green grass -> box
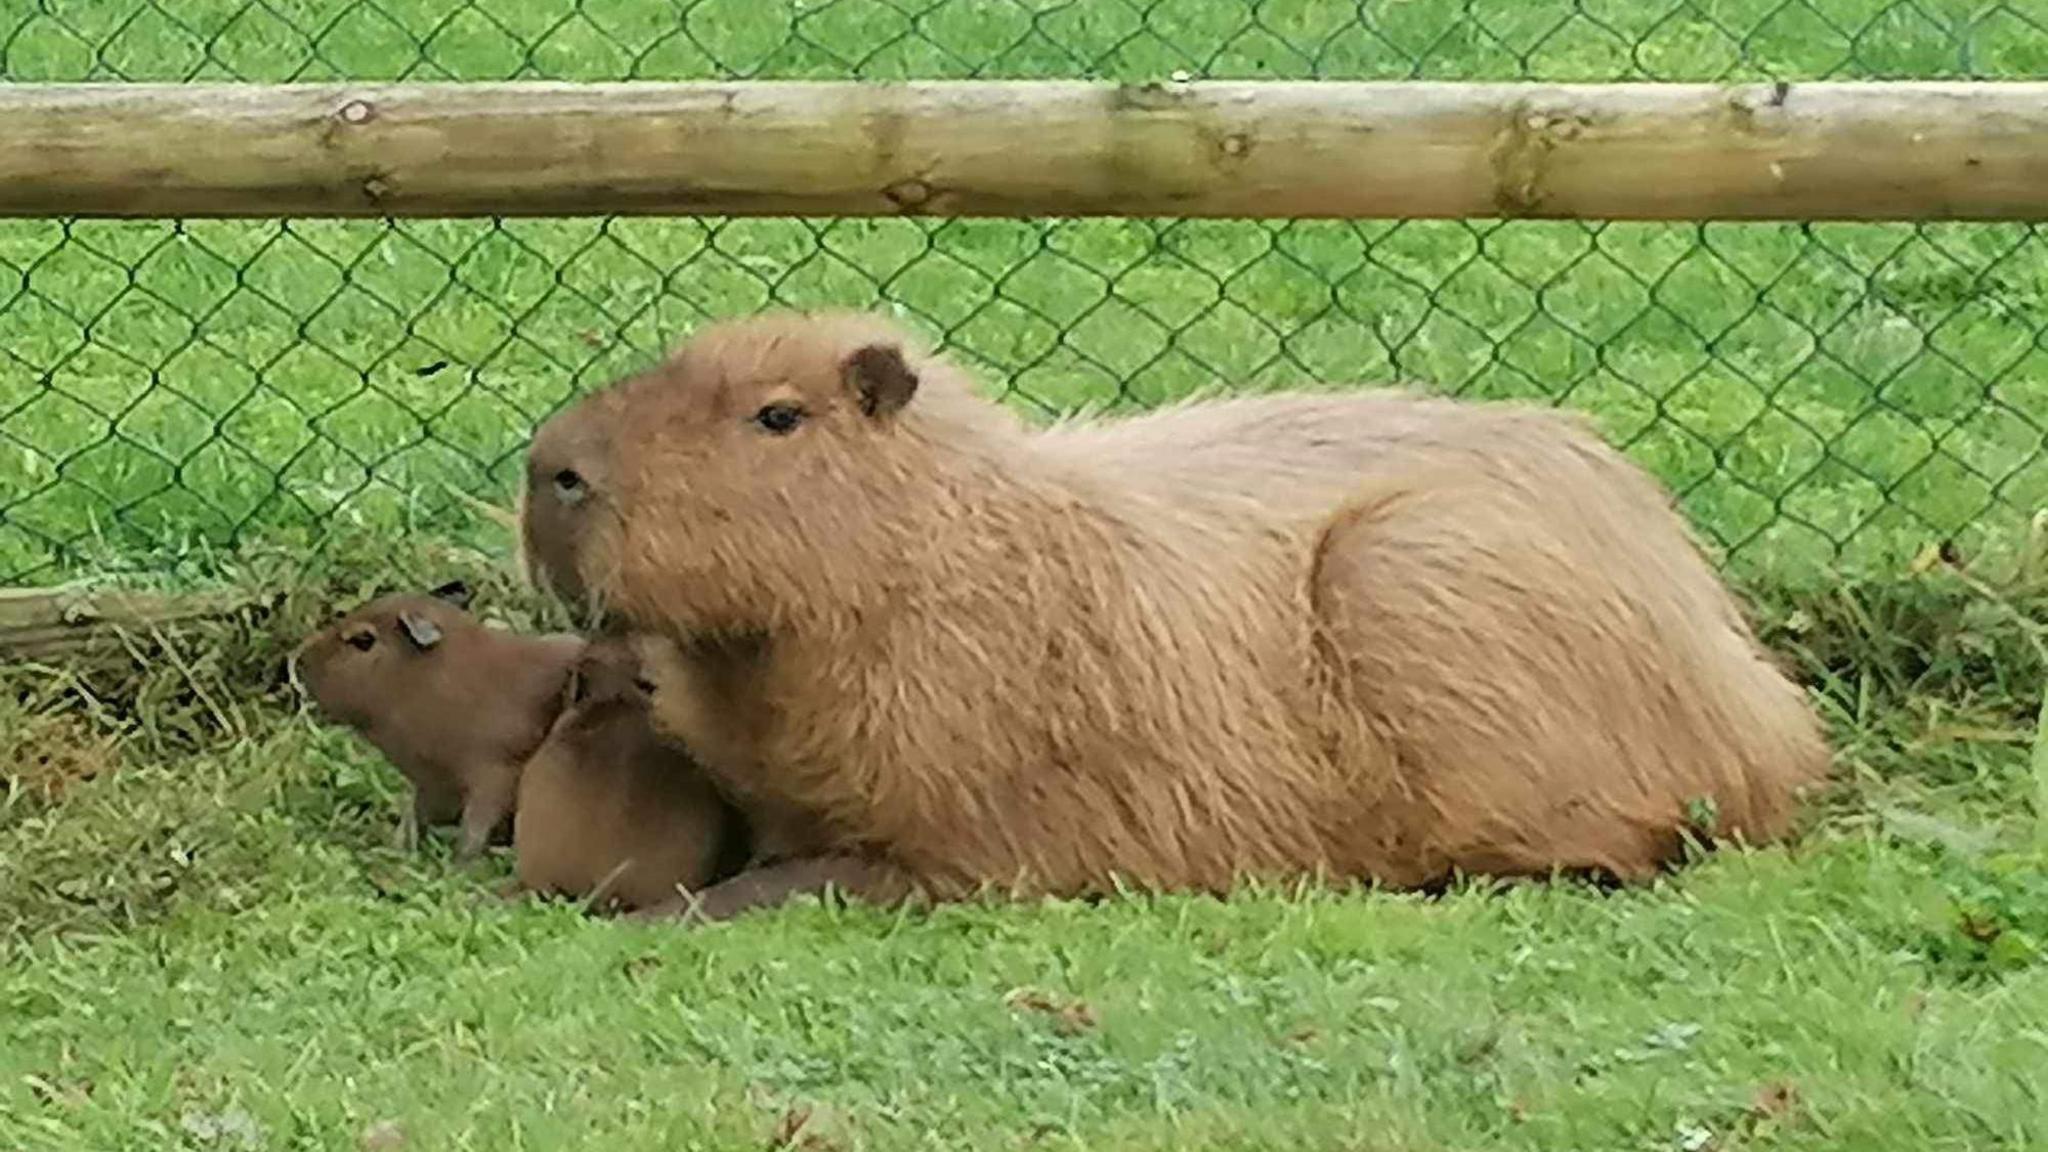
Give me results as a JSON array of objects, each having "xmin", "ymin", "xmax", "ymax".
[
  {"xmin": 1, "ymin": 543, "xmax": 2045, "ymax": 1149},
  {"xmin": 3, "ymin": 1, "xmax": 2047, "ymax": 1147}
]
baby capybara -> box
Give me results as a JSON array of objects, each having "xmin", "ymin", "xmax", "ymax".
[
  {"xmin": 520, "ymin": 309, "xmax": 1831, "ymax": 921},
  {"xmin": 513, "ymin": 635, "xmax": 750, "ymax": 912},
  {"xmin": 293, "ymin": 582, "xmax": 581, "ymax": 857}
]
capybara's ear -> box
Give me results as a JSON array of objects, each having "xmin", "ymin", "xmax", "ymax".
[
  {"xmin": 429, "ymin": 580, "xmax": 473, "ymax": 609},
  {"xmin": 397, "ymin": 610, "xmax": 444, "ymax": 651},
  {"xmin": 843, "ymin": 343, "xmax": 919, "ymax": 419}
]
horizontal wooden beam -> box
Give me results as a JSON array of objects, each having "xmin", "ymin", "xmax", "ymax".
[
  {"xmin": 1, "ymin": 81, "xmax": 2045, "ymax": 221},
  {"xmin": 0, "ymin": 585, "xmax": 266, "ymax": 662}
]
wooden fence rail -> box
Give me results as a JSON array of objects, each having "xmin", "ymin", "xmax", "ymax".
[{"xmin": 2, "ymin": 80, "xmax": 2045, "ymax": 221}]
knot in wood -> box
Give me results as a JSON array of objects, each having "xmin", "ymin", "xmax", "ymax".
[{"xmin": 884, "ymin": 178, "xmax": 933, "ymax": 211}]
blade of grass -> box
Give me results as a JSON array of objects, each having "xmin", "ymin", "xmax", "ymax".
[{"xmin": 2033, "ymin": 679, "xmax": 2048, "ymax": 848}]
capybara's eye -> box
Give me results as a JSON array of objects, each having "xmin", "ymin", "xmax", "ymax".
[
  {"xmin": 753, "ymin": 403, "xmax": 805, "ymax": 435},
  {"xmin": 552, "ymin": 469, "xmax": 586, "ymax": 504},
  {"xmin": 632, "ymin": 676, "xmax": 656, "ymax": 696},
  {"xmin": 345, "ymin": 628, "xmax": 377, "ymax": 652}
]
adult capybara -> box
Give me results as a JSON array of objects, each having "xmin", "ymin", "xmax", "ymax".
[
  {"xmin": 513, "ymin": 635, "xmax": 751, "ymax": 912},
  {"xmin": 293, "ymin": 581, "xmax": 582, "ymax": 857},
  {"xmin": 520, "ymin": 309, "xmax": 1832, "ymax": 921}
]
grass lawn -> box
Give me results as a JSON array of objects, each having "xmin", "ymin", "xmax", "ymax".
[
  {"xmin": 2, "ymin": 0, "xmax": 2046, "ymax": 1148},
  {"xmin": 1, "ymin": 555, "xmax": 2044, "ymax": 1149}
]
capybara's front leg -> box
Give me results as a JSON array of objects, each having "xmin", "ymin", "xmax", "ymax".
[
  {"xmin": 394, "ymin": 800, "xmax": 421, "ymax": 854},
  {"xmin": 455, "ymin": 766, "xmax": 519, "ymax": 860},
  {"xmin": 400, "ymin": 780, "xmax": 461, "ymax": 852},
  {"xmin": 630, "ymin": 854, "xmax": 922, "ymax": 924}
]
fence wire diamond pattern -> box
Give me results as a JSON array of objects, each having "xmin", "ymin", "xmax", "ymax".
[{"xmin": 2, "ymin": 0, "xmax": 2043, "ymax": 583}]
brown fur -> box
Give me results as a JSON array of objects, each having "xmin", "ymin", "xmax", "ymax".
[
  {"xmin": 521, "ymin": 309, "xmax": 1833, "ymax": 919},
  {"xmin": 513, "ymin": 635, "xmax": 751, "ymax": 911},
  {"xmin": 292, "ymin": 582, "xmax": 582, "ymax": 856}
]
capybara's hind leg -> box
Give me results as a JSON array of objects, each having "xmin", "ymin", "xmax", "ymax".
[{"xmin": 1308, "ymin": 481, "xmax": 1698, "ymax": 884}]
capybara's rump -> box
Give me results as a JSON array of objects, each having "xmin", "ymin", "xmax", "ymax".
[{"xmin": 1308, "ymin": 456, "xmax": 1830, "ymax": 884}]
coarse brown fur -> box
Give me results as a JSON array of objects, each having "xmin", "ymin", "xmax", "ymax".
[
  {"xmin": 521, "ymin": 309, "xmax": 1833, "ymax": 919},
  {"xmin": 292, "ymin": 582, "xmax": 583, "ymax": 857},
  {"xmin": 513, "ymin": 635, "xmax": 752, "ymax": 911}
]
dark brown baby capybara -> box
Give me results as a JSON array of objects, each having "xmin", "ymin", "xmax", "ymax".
[
  {"xmin": 292, "ymin": 581, "xmax": 582, "ymax": 857},
  {"xmin": 520, "ymin": 309, "xmax": 1832, "ymax": 921},
  {"xmin": 513, "ymin": 635, "xmax": 750, "ymax": 912}
]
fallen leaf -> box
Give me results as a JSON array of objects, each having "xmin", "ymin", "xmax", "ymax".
[
  {"xmin": 767, "ymin": 1104, "xmax": 814, "ymax": 1149},
  {"xmin": 1750, "ymin": 1080, "xmax": 1799, "ymax": 1121},
  {"xmin": 360, "ymin": 1119, "xmax": 405, "ymax": 1151},
  {"xmin": 765, "ymin": 1102, "xmax": 844, "ymax": 1152},
  {"xmin": 1005, "ymin": 987, "xmax": 1096, "ymax": 1035},
  {"xmin": 1958, "ymin": 911, "xmax": 2004, "ymax": 943}
]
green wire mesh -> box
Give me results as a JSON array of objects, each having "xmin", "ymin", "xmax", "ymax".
[{"xmin": 2, "ymin": 0, "xmax": 2043, "ymax": 584}]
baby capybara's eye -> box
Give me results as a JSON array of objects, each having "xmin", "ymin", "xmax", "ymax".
[
  {"xmin": 345, "ymin": 629, "xmax": 377, "ymax": 652},
  {"xmin": 552, "ymin": 469, "xmax": 586, "ymax": 504},
  {"xmin": 753, "ymin": 404, "xmax": 805, "ymax": 435}
]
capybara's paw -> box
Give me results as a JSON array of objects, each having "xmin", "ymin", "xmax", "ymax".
[{"xmin": 627, "ymin": 634, "xmax": 720, "ymax": 749}]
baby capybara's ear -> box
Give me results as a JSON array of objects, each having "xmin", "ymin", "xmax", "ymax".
[
  {"xmin": 843, "ymin": 343, "xmax": 919, "ymax": 419},
  {"xmin": 429, "ymin": 580, "xmax": 473, "ymax": 609},
  {"xmin": 396, "ymin": 610, "xmax": 444, "ymax": 651}
]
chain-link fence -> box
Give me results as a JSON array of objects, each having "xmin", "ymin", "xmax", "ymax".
[{"xmin": 2, "ymin": 0, "xmax": 2043, "ymax": 585}]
